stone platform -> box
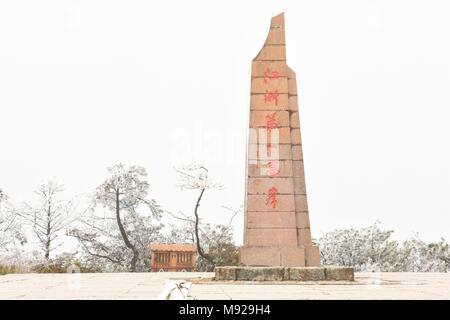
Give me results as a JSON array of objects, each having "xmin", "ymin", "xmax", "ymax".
[
  {"xmin": 1, "ymin": 272, "xmax": 449, "ymax": 299},
  {"xmin": 214, "ymin": 266, "xmax": 354, "ymax": 281}
]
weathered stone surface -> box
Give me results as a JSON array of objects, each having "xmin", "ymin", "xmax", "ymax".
[
  {"xmin": 236, "ymin": 267, "xmax": 286, "ymax": 281},
  {"xmin": 214, "ymin": 267, "xmax": 236, "ymax": 281},
  {"xmin": 252, "ymin": 61, "xmax": 287, "ymax": 77},
  {"xmin": 249, "ymin": 110, "xmax": 289, "ymax": 127},
  {"xmin": 291, "ymin": 145, "xmax": 303, "ymax": 160},
  {"xmin": 294, "ymin": 177, "xmax": 306, "ymax": 195},
  {"xmin": 288, "ymin": 96, "xmax": 298, "ymax": 111},
  {"xmin": 240, "ymin": 247, "xmax": 281, "ymax": 266},
  {"xmin": 245, "ymin": 228, "xmax": 298, "ymax": 246},
  {"xmin": 289, "ymin": 267, "xmax": 325, "ymax": 281},
  {"xmin": 247, "ymin": 177, "xmax": 294, "ymax": 195},
  {"xmin": 247, "ymin": 211, "xmax": 296, "ymax": 228},
  {"xmin": 291, "ymin": 128, "xmax": 302, "ymax": 145},
  {"xmin": 294, "ymin": 194, "xmax": 308, "ymax": 212},
  {"xmin": 240, "ymin": 247, "xmax": 306, "ymax": 268},
  {"xmin": 248, "ymin": 127, "xmax": 290, "ymax": 145},
  {"xmin": 248, "ymin": 161, "xmax": 293, "ymax": 178},
  {"xmin": 213, "ymin": 266, "xmax": 354, "ymax": 282},
  {"xmin": 293, "ymin": 161, "xmax": 305, "ymax": 178},
  {"xmin": 270, "ymin": 14, "xmax": 285, "ymax": 27},
  {"xmin": 325, "ymin": 267, "xmax": 355, "ymax": 281},
  {"xmin": 250, "ymin": 93, "xmax": 289, "ymax": 111},
  {"xmin": 280, "ymin": 246, "xmax": 305, "ymax": 267},
  {"xmin": 295, "ymin": 211, "xmax": 310, "ymax": 229},
  {"xmin": 248, "ymin": 144, "xmax": 292, "ymax": 160},
  {"xmin": 305, "ymin": 245, "xmax": 321, "ymax": 267},
  {"xmin": 288, "ymin": 78, "xmax": 297, "ymax": 94},
  {"xmin": 265, "ymin": 28, "xmax": 286, "ymax": 45},
  {"xmin": 251, "ymin": 77, "xmax": 288, "ymax": 94},
  {"xmin": 297, "ymin": 227, "xmax": 312, "ymax": 245},
  {"xmin": 290, "ymin": 112, "xmax": 300, "ymax": 128},
  {"xmin": 254, "ymin": 45, "xmax": 286, "ymax": 61},
  {"xmin": 247, "ymin": 194, "xmax": 296, "ymax": 212}
]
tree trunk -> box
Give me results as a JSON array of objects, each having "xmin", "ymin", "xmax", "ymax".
[
  {"xmin": 193, "ymin": 188, "xmax": 213, "ymax": 264},
  {"xmin": 45, "ymin": 202, "xmax": 51, "ymax": 260},
  {"xmin": 115, "ymin": 190, "xmax": 139, "ymax": 272}
]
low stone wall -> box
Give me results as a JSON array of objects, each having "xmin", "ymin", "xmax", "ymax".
[{"xmin": 214, "ymin": 266, "xmax": 354, "ymax": 281}]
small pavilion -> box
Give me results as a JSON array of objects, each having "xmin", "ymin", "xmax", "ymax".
[{"xmin": 150, "ymin": 243, "xmax": 197, "ymax": 272}]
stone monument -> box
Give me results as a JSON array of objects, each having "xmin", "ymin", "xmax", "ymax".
[
  {"xmin": 215, "ymin": 13, "xmax": 354, "ymax": 281},
  {"xmin": 240, "ymin": 12, "xmax": 320, "ymax": 268}
]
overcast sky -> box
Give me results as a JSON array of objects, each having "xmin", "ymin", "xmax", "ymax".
[{"xmin": 1, "ymin": 0, "xmax": 449, "ymax": 249}]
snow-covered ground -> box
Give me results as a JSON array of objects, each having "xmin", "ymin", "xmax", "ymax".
[{"xmin": 0, "ymin": 272, "xmax": 449, "ymax": 300}]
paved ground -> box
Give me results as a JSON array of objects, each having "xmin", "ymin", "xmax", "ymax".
[{"xmin": 0, "ymin": 272, "xmax": 449, "ymax": 299}]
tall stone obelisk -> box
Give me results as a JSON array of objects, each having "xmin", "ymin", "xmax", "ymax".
[{"xmin": 240, "ymin": 13, "xmax": 320, "ymax": 267}]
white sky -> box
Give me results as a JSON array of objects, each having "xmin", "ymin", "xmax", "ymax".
[{"xmin": 1, "ymin": 0, "xmax": 449, "ymax": 249}]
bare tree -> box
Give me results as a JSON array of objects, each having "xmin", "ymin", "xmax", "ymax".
[
  {"xmin": 17, "ymin": 179, "xmax": 75, "ymax": 260},
  {"xmin": 175, "ymin": 164, "xmax": 220, "ymax": 264},
  {"xmin": 70, "ymin": 163, "xmax": 162, "ymax": 272},
  {"xmin": 174, "ymin": 164, "xmax": 240, "ymax": 270}
]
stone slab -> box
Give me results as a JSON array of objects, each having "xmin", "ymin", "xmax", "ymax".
[
  {"xmin": 291, "ymin": 128, "xmax": 302, "ymax": 145},
  {"xmin": 325, "ymin": 266, "xmax": 355, "ymax": 281},
  {"xmin": 245, "ymin": 228, "xmax": 298, "ymax": 246},
  {"xmin": 247, "ymin": 177, "xmax": 294, "ymax": 195},
  {"xmin": 254, "ymin": 45, "xmax": 286, "ymax": 61},
  {"xmin": 294, "ymin": 194, "xmax": 309, "ymax": 212},
  {"xmin": 248, "ymin": 144, "xmax": 292, "ymax": 160},
  {"xmin": 251, "ymin": 77, "xmax": 288, "ymax": 94},
  {"xmin": 295, "ymin": 211, "xmax": 310, "ymax": 229},
  {"xmin": 249, "ymin": 110, "xmax": 290, "ymax": 127},
  {"xmin": 288, "ymin": 267, "xmax": 325, "ymax": 281},
  {"xmin": 251, "ymin": 93, "xmax": 289, "ymax": 110},
  {"xmin": 214, "ymin": 266, "xmax": 354, "ymax": 282},
  {"xmin": 251, "ymin": 61, "xmax": 287, "ymax": 77},
  {"xmin": 288, "ymin": 96, "xmax": 298, "ymax": 111},
  {"xmin": 290, "ymin": 112, "xmax": 299, "ymax": 128},
  {"xmin": 248, "ymin": 161, "xmax": 293, "ymax": 177},
  {"xmin": 292, "ymin": 145, "xmax": 303, "ymax": 160},
  {"xmin": 247, "ymin": 194, "xmax": 296, "ymax": 212},
  {"xmin": 305, "ymin": 245, "xmax": 321, "ymax": 267},
  {"xmin": 293, "ymin": 177, "xmax": 306, "ymax": 195},
  {"xmin": 289, "ymin": 78, "xmax": 297, "ymax": 94},
  {"xmin": 239, "ymin": 246, "xmax": 305, "ymax": 267},
  {"xmin": 236, "ymin": 267, "xmax": 286, "ymax": 281},
  {"xmin": 265, "ymin": 28, "xmax": 286, "ymax": 45},
  {"xmin": 247, "ymin": 211, "xmax": 296, "ymax": 228}
]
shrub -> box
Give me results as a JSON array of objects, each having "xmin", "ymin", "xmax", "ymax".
[{"xmin": 0, "ymin": 265, "xmax": 16, "ymax": 275}]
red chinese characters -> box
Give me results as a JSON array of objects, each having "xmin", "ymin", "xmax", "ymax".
[
  {"xmin": 264, "ymin": 90, "xmax": 279, "ymax": 105},
  {"xmin": 266, "ymin": 186, "xmax": 278, "ymax": 208},
  {"xmin": 265, "ymin": 112, "xmax": 278, "ymax": 156},
  {"xmin": 263, "ymin": 68, "xmax": 280, "ymax": 84},
  {"xmin": 266, "ymin": 160, "xmax": 280, "ymax": 177},
  {"xmin": 265, "ymin": 112, "xmax": 278, "ymax": 131}
]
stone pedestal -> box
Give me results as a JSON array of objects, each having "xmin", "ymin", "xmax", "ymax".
[{"xmin": 214, "ymin": 266, "xmax": 354, "ymax": 282}]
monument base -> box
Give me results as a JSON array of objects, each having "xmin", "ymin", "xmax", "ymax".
[
  {"xmin": 214, "ymin": 266, "xmax": 354, "ymax": 282},
  {"xmin": 240, "ymin": 245, "xmax": 321, "ymax": 267}
]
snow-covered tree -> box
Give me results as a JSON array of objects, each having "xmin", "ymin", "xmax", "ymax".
[
  {"xmin": 17, "ymin": 179, "xmax": 75, "ymax": 260},
  {"xmin": 318, "ymin": 221, "xmax": 399, "ymax": 271},
  {"xmin": 317, "ymin": 222, "xmax": 450, "ymax": 272},
  {"xmin": 172, "ymin": 164, "xmax": 239, "ymax": 271},
  {"xmin": 70, "ymin": 164, "xmax": 163, "ymax": 272},
  {"xmin": 0, "ymin": 189, "xmax": 26, "ymax": 254},
  {"xmin": 175, "ymin": 164, "xmax": 221, "ymax": 265},
  {"xmin": 164, "ymin": 220, "xmax": 239, "ymax": 272}
]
